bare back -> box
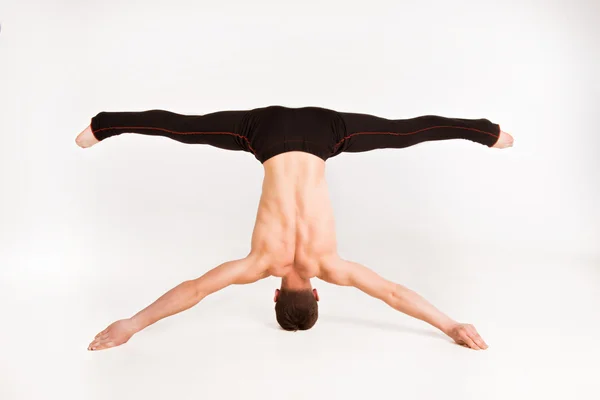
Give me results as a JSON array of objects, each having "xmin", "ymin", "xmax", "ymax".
[{"xmin": 250, "ymin": 151, "xmax": 337, "ymax": 278}]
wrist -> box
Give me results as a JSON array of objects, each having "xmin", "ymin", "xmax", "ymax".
[
  {"xmin": 129, "ymin": 315, "xmax": 145, "ymax": 333},
  {"xmin": 438, "ymin": 317, "xmax": 457, "ymax": 335}
]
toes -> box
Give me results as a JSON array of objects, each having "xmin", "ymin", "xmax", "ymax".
[
  {"xmin": 75, "ymin": 126, "xmax": 98, "ymax": 148},
  {"xmin": 493, "ymin": 130, "xmax": 514, "ymax": 149},
  {"xmin": 501, "ymin": 131, "xmax": 514, "ymax": 147}
]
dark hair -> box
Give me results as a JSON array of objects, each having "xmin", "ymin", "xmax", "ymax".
[{"xmin": 275, "ymin": 289, "xmax": 319, "ymax": 331}]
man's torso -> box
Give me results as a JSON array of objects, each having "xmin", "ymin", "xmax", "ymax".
[{"xmin": 250, "ymin": 151, "xmax": 337, "ymax": 279}]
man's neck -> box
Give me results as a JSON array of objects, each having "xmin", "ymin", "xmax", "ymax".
[{"xmin": 281, "ymin": 271, "xmax": 312, "ymax": 291}]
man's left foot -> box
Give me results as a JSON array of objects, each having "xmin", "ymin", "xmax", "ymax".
[
  {"xmin": 492, "ymin": 130, "xmax": 514, "ymax": 149},
  {"xmin": 75, "ymin": 125, "xmax": 100, "ymax": 148}
]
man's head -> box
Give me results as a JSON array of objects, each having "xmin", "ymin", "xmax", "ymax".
[{"xmin": 274, "ymin": 288, "xmax": 319, "ymax": 331}]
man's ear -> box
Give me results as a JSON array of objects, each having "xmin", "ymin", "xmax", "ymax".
[
  {"xmin": 274, "ymin": 289, "xmax": 280, "ymax": 302},
  {"xmin": 313, "ymin": 288, "xmax": 320, "ymax": 302}
]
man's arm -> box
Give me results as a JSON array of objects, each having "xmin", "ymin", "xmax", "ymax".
[
  {"xmin": 88, "ymin": 255, "xmax": 266, "ymax": 351},
  {"xmin": 319, "ymin": 255, "xmax": 488, "ymax": 350}
]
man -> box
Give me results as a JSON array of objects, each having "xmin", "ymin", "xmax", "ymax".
[{"xmin": 77, "ymin": 105, "xmax": 513, "ymax": 351}]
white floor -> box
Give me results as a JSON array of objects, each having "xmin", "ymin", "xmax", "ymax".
[{"xmin": 2, "ymin": 235, "xmax": 599, "ymax": 400}]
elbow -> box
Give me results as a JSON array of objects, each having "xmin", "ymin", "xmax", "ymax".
[
  {"xmin": 182, "ymin": 280, "xmax": 205, "ymax": 303},
  {"xmin": 384, "ymin": 283, "xmax": 406, "ymax": 306}
]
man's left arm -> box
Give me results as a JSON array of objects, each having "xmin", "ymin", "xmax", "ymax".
[{"xmin": 319, "ymin": 255, "xmax": 488, "ymax": 350}]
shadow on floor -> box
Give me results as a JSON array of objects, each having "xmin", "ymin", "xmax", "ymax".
[
  {"xmin": 324, "ymin": 314, "xmax": 447, "ymax": 341},
  {"xmin": 265, "ymin": 314, "xmax": 450, "ymax": 342}
]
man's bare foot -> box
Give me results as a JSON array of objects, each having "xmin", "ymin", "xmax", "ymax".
[
  {"xmin": 445, "ymin": 322, "xmax": 488, "ymax": 350},
  {"xmin": 88, "ymin": 319, "xmax": 137, "ymax": 351},
  {"xmin": 492, "ymin": 129, "xmax": 514, "ymax": 149},
  {"xmin": 75, "ymin": 125, "xmax": 99, "ymax": 148}
]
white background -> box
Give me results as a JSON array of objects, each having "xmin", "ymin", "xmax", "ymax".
[{"xmin": 1, "ymin": 0, "xmax": 599, "ymax": 399}]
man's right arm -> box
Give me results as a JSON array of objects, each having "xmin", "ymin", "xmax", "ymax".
[
  {"xmin": 131, "ymin": 257, "xmax": 264, "ymax": 330},
  {"xmin": 88, "ymin": 255, "xmax": 267, "ymax": 351}
]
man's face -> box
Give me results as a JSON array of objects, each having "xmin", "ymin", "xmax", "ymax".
[{"xmin": 274, "ymin": 288, "xmax": 320, "ymax": 302}]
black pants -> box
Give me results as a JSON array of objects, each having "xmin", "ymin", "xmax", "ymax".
[{"xmin": 90, "ymin": 105, "xmax": 501, "ymax": 163}]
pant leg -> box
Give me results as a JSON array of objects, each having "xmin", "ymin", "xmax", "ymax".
[
  {"xmin": 334, "ymin": 112, "xmax": 501, "ymax": 154},
  {"xmin": 90, "ymin": 109, "xmax": 253, "ymax": 153}
]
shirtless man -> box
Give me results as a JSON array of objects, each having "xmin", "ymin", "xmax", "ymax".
[{"xmin": 77, "ymin": 106, "xmax": 513, "ymax": 351}]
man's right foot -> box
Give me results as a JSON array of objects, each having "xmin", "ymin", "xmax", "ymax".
[
  {"xmin": 75, "ymin": 125, "xmax": 100, "ymax": 148},
  {"xmin": 492, "ymin": 130, "xmax": 514, "ymax": 149}
]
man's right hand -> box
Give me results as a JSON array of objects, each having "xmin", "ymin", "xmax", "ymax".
[
  {"xmin": 87, "ymin": 254, "xmax": 269, "ymax": 352},
  {"xmin": 88, "ymin": 319, "xmax": 138, "ymax": 351}
]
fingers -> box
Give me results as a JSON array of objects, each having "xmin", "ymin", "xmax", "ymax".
[
  {"xmin": 94, "ymin": 329, "xmax": 109, "ymax": 339},
  {"xmin": 88, "ymin": 332, "xmax": 117, "ymax": 351},
  {"xmin": 88, "ymin": 341, "xmax": 116, "ymax": 351},
  {"xmin": 456, "ymin": 324, "xmax": 489, "ymax": 350},
  {"xmin": 96, "ymin": 341, "xmax": 115, "ymax": 350},
  {"xmin": 90, "ymin": 329, "xmax": 107, "ymax": 349},
  {"xmin": 460, "ymin": 332, "xmax": 481, "ymax": 350},
  {"xmin": 468, "ymin": 326, "xmax": 488, "ymax": 350},
  {"xmin": 88, "ymin": 337, "xmax": 116, "ymax": 351},
  {"xmin": 88, "ymin": 338, "xmax": 101, "ymax": 350},
  {"xmin": 472, "ymin": 336, "xmax": 487, "ymax": 350}
]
